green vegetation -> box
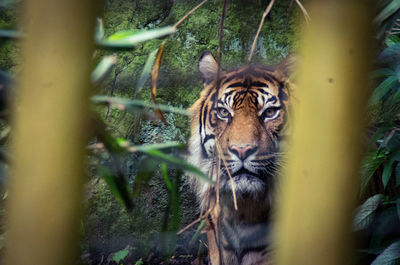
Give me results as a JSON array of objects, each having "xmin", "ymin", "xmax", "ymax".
[{"xmin": 4, "ymin": 0, "xmax": 400, "ymax": 264}]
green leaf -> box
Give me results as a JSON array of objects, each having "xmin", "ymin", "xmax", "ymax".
[
  {"xmin": 189, "ymin": 219, "xmax": 206, "ymax": 245},
  {"xmin": 375, "ymin": 0, "xmax": 400, "ymax": 25},
  {"xmin": 96, "ymin": 26, "xmax": 176, "ymax": 48},
  {"xmin": 97, "ymin": 165, "xmax": 133, "ymax": 209},
  {"xmin": 91, "ymin": 55, "xmax": 117, "ymax": 85},
  {"xmin": 387, "ymin": 132, "xmax": 400, "ymax": 152},
  {"xmin": 353, "ymin": 194, "xmax": 385, "ymax": 231},
  {"xmin": 371, "ymin": 240, "xmax": 400, "ymax": 265},
  {"xmin": 383, "ymin": 158, "xmax": 395, "ymax": 189},
  {"xmin": 141, "ymin": 149, "xmax": 213, "ymax": 184},
  {"xmin": 136, "ymin": 49, "xmax": 158, "ymax": 95},
  {"xmin": 378, "ymin": 43, "xmax": 400, "ymax": 64},
  {"xmin": 95, "ymin": 18, "xmax": 104, "ymax": 41},
  {"xmin": 370, "ymin": 68, "xmax": 395, "ymax": 79},
  {"xmin": 0, "ymin": 29, "xmax": 23, "ymax": 39},
  {"xmin": 395, "ymin": 62, "xmax": 400, "ymax": 82},
  {"xmin": 161, "ymin": 163, "xmax": 172, "ymax": 191},
  {"xmin": 112, "ymin": 249, "xmax": 130, "ymax": 263},
  {"xmin": 396, "ymin": 198, "xmax": 400, "ymax": 221},
  {"xmin": 91, "ymin": 95, "xmax": 189, "ymax": 116},
  {"xmin": 132, "ymin": 142, "xmax": 186, "ymax": 152},
  {"xmin": 369, "ymin": 75, "xmax": 398, "ymax": 105},
  {"xmin": 360, "ymin": 150, "xmax": 386, "ymax": 195},
  {"xmin": 386, "ymin": 35, "xmax": 400, "ymax": 47},
  {"xmin": 396, "ymin": 163, "xmax": 400, "ymax": 187}
]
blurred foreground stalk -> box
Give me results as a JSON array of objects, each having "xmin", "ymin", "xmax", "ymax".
[
  {"xmin": 4, "ymin": 1, "xmax": 95, "ymax": 265},
  {"xmin": 274, "ymin": 1, "xmax": 372, "ymax": 265}
]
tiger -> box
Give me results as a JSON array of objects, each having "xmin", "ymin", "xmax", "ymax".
[{"xmin": 187, "ymin": 51, "xmax": 295, "ymax": 265}]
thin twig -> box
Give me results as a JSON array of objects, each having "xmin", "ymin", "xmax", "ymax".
[
  {"xmin": 177, "ymin": 207, "xmax": 213, "ymax": 235},
  {"xmin": 248, "ymin": 0, "xmax": 275, "ymax": 63},
  {"xmin": 174, "ymin": 0, "xmax": 209, "ymax": 29},
  {"xmin": 295, "ymin": 0, "xmax": 310, "ymax": 24},
  {"xmin": 215, "ymin": 139, "xmax": 238, "ymax": 210}
]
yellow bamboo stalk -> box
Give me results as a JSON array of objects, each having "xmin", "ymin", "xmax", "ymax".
[
  {"xmin": 4, "ymin": 1, "xmax": 95, "ymax": 265},
  {"xmin": 273, "ymin": 1, "xmax": 372, "ymax": 265}
]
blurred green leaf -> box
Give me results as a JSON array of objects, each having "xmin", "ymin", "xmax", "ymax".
[
  {"xmin": 378, "ymin": 43, "xmax": 400, "ymax": 64},
  {"xmin": 136, "ymin": 49, "xmax": 158, "ymax": 95},
  {"xmin": 386, "ymin": 35, "xmax": 400, "ymax": 47},
  {"xmin": 370, "ymin": 68, "xmax": 395, "ymax": 79},
  {"xmin": 0, "ymin": 29, "xmax": 23, "ymax": 39},
  {"xmin": 97, "ymin": 165, "xmax": 133, "ymax": 210},
  {"xmin": 91, "ymin": 55, "xmax": 117, "ymax": 85},
  {"xmin": 383, "ymin": 158, "xmax": 395, "ymax": 188},
  {"xmin": 96, "ymin": 26, "xmax": 176, "ymax": 48},
  {"xmin": 396, "ymin": 198, "xmax": 400, "ymax": 221},
  {"xmin": 375, "ymin": 0, "xmax": 400, "ymax": 25},
  {"xmin": 371, "ymin": 240, "xmax": 400, "ymax": 265},
  {"xmin": 161, "ymin": 163, "xmax": 172, "ymax": 191},
  {"xmin": 396, "ymin": 163, "xmax": 400, "ymax": 187},
  {"xmin": 370, "ymin": 207, "xmax": 398, "ymax": 248},
  {"xmin": 353, "ymin": 194, "xmax": 385, "ymax": 231},
  {"xmin": 91, "ymin": 95, "xmax": 189, "ymax": 116},
  {"xmin": 189, "ymin": 219, "xmax": 206, "ymax": 245},
  {"xmin": 387, "ymin": 132, "xmax": 400, "ymax": 152},
  {"xmin": 132, "ymin": 142, "xmax": 186, "ymax": 152},
  {"xmin": 369, "ymin": 75, "xmax": 398, "ymax": 105},
  {"xmin": 0, "ymin": 0, "xmax": 16, "ymax": 7},
  {"xmin": 140, "ymin": 148, "xmax": 213, "ymax": 184},
  {"xmin": 94, "ymin": 18, "xmax": 104, "ymax": 41},
  {"xmin": 361, "ymin": 150, "xmax": 386, "ymax": 195},
  {"xmin": 395, "ymin": 62, "xmax": 400, "ymax": 82},
  {"xmin": 112, "ymin": 249, "xmax": 130, "ymax": 263}
]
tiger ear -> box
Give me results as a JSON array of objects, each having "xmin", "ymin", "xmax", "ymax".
[
  {"xmin": 274, "ymin": 53, "xmax": 297, "ymax": 81},
  {"xmin": 199, "ymin": 51, "xmax": 218, "ymax": 84}
]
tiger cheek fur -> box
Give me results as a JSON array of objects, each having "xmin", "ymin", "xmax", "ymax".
[{"xmin": 187, "ymin": 51, "xmax": 295, "ymax": 265}]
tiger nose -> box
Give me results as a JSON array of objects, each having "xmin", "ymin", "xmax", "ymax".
[{"xmin": 228, "ymin": 144, "xmax": 258, "ymax": 160}]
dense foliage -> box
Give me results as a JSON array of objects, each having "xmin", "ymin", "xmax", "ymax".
[{"xmin": 0, "ymin": 0, "xmax": 399, "ymax": 264}]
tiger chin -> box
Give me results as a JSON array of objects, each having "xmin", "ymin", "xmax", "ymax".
[{"xmin": 187, "ymin": 51, "xmax": 295, "ymax": 265}]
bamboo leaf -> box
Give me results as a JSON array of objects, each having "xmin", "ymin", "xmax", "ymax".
[
  {"xmin": 375, "ymin": 0, "xmax": 400, "ymax": 25},
  {"xmin": 371, "ymin": 240, "xmax": 400, "ymax": 265},
  {"xmin": 189, "ymin": 219, "xmax": 206, "ymax": 245},
  {"xmin": 91, "ymin": 55, "xmax": 117, "ymax": 85},
  {"xmin": 161, "ymin": 163, "xmax": 172, "ymax": 191},
  {"xmin": 112, "ymin": 249, "xmax": 130, "ymax": 263},
  {"xmin": 94, "ymin": 18, "xmax": 104, "ymax": 41},
  {"xmin": 360, "ymin": 150, "xmax": 386, "ymax": 195},
  {"xmin": 91, "ymin": 95, "xmax": 189, "ymax": 116},
  {"xmin": 97, "ymin": 165, "xmax": 133, "ymax": 209},
  {"xmin": 369, "ymin": 75, "xmax": 398, "ymax": 105},
  {"xmin": 378, "ymin": 43, "xmax": 400, "ymax": 64},
  {"xmin": 383, "ymin": 158, "xmax": 395, "ymax": 189},
  {"xmin": 136, "ymin": 49, "xmax": 158, "ymax": 95},
  {"xmin": 396, "ymin": 163, "xmax": 400, "ymax": 187},
  {"xmin": 96, "ymin": 26, "xmax": 175, "ymax": 48},
  {"xmin": 131, "ymin": 142, "xmax": 186, "ymax": 152},
  {"xmin": 0, "ymin": 29, "xmax": 24, "ymax": 39},
  {"xmin": 151, "ymin": 41, "xmax": 168, "ymax": 125},
  {"xmin": 353, "ymin": 194, "xmax": 385, "ymax": 231},
  {"xmin": 369, "ymin": 68, "xmax": 395, "ymax": 79},
  {"xmin": 140, "ymin": 149, "xmax": 213, "ymax": 184}
]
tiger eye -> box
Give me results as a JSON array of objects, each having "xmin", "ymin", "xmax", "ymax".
[
  {"xmin": 217, "ymin": 107, "xmax": 230, "ymax": 119},
  {"xmin": 263, "ymin": 107, "xmax": 279, "ymax": 118}
]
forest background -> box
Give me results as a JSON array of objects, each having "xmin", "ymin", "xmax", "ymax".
[{"xmin": 0, "ymin": 0, "xmax": 399, "ymax": 264}]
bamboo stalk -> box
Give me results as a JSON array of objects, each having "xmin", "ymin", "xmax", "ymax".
[
  {"xmin": 4, "ymin": 1, "xmax": 95, "ymax": 265},
  {"xmin": 273, "ymin": 1, "xmax": 372, "ymax": 265}
]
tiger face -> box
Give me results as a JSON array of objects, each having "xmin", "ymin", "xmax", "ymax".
[{"xmin": 188, "ymin": 51, "xmax": 294, "ymax": 202}]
